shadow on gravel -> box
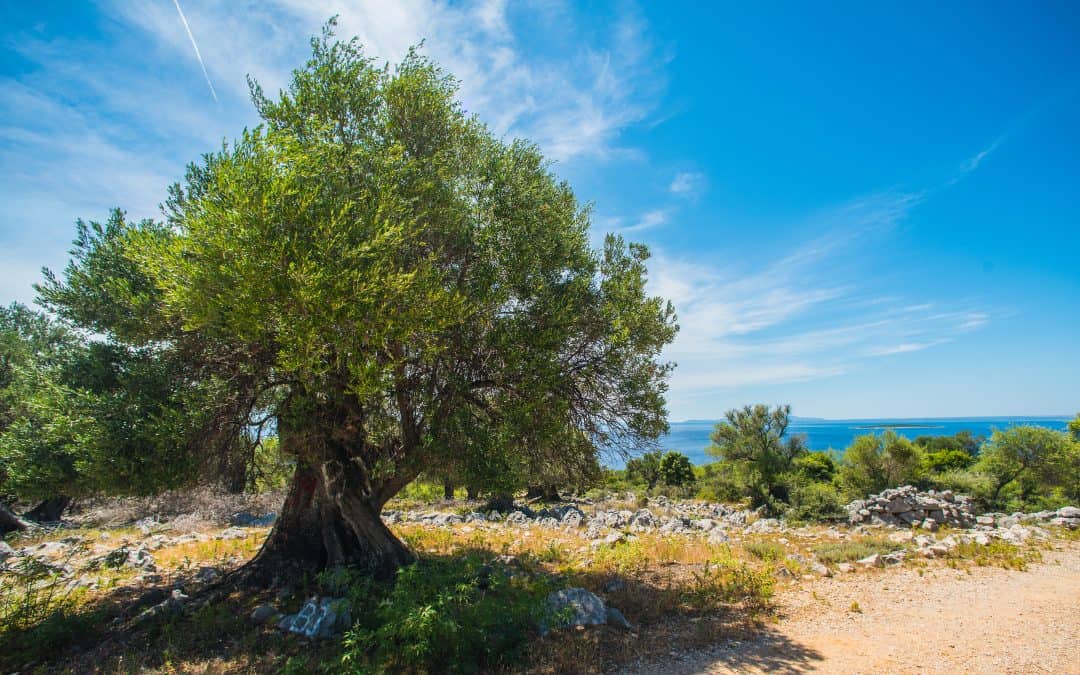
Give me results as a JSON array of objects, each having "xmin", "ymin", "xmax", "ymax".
[{"xmin": 697, "ymin": 625, "xmax": 823, "ymax": 674}]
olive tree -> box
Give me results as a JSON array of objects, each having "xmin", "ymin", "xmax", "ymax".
[{"xmin": 40, "ymin": 26, "xmax": 677, "ymax": 577}]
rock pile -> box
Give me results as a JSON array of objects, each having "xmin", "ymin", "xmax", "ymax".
[{"xmin": 846, "ymin": 486, "xmax": 976, "ymax": 529}]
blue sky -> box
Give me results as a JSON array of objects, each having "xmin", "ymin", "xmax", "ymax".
[{"xmin": 1, "ymin": 1, "xmax": 1078, "ymax": 420}]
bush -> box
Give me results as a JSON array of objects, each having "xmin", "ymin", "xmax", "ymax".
[
  {"xmin": 339, "ymin": 554, "xmax": 551, "ymax": 673},
  {"xmin": 743, "ymin": 540, "xmax": 785, "ymax": 562},
  {"xmin": 785, "ymin": 481, "xmax": 846, "ymax": 522},
  {"xmin": 793, "ymin": 452, "xmax": 837, "ymax": 482},
  {"xmin": 812, "ymin": 537, "xmax": 901, "ymax": 564},
  {"xmin": 693, "ymin": 462, "xmax": 746, "ymax": 503},
  {"xmin": 922, "ymin": 448, "xmax": 975, "ymax": 473},
  {"xmin": 658, "ymin": 451, "xmax": 695, "ymax": 487},
  {"xmin": 0, "ymin": 549, "xmax": 102, "ymax": 670},
  {"xmin": 837, "ymin": 431, "xmax": 924, "ymax": 499}
]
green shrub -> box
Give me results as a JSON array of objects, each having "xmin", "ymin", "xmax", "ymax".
[
  {"xmin": 0, "ymin": 551, "xmax": 102, "ymax": 670},
  {"xmin": 685, "ymin": 552, "xmax": 774, "ymax": 610},
  {"xmin": 658, "ymin": 451, "xmax": 695, "ymax": 487},
  {"xmin": 693, "ymin": 462, "xmax": 745, "ymax": 503},
  {"xmin": 339, "ymin": 554, "xmax": 551, "ymax": 673},
  {"xmin": 743, "ymin": 540, "xmax": 785, "ymax": 562},
  {"xmin": 921, "ymin": 448, "xmax": 975, "ymax": 473},
  {"xmin": 812, "ymin": 537, "xmax": 901, "ymax": 564},
  {"xmin": 785, "ymin": 481, "xmax": 846, "ymax": 522},
  {"xmin": 793, "ymin": 452, "xmax": 837, "ymax": 482}
]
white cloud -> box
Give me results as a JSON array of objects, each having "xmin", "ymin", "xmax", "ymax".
[
  {"xmin": 105, "ymin": 0, "xmax": 667, "ymax": 162},
  {"xmin": 619, "ymin": 209, "xmax": 671, "ymax": 234},
  {"xmin": 669, "ymin": 171, "xmax": 704, "ymax": 197},
  {"xmin": 0, "ymin": 1, "xmax": 670, "ymax": 310},
  {"xmin": 649, "ymin": 191, "xmax": 993, "ymax": 393}
]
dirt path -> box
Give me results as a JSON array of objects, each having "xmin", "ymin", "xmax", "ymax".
[{"xmin": 628, "ymin": 544, "xmax": 1080, "ymax": 674}]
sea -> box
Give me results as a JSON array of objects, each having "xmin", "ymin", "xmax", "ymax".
[{"xmin": 609, "ymin": 416, "xmax": 1073, "ymax": 468}]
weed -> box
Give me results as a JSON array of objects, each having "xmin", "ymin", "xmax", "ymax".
[
  {"xmin": 945, "ymin": 540, "xmax": 1041, "ymax": 570},
  {"xmin": 339, "ymin": 553, "xmax": 552, "ymax": 674},
  {"xmin": 743, "ymin": 540, "xmax": 785, "ymax": 562},
  {"xmin": 812, "ymin": 537, "xmax": 901, "ymax": 564},
  {"xmin": 849, "ymin": 601, "xmax": 862, "ymax": 613}
]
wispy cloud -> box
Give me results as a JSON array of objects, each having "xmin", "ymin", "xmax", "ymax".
[
  {"xmin": 618, "ymin": 209, "xmax": 671, "ymax": 234},
  {"xmin": 959, "ymin": 136, "xmax": 1004, "ymax": 174},
  {"xmin": 669, "ymin": 171, "xmax": 705, "ymax": 198},
  {"xmin": 171, "ymin": 0, "xmax": 218, "ymax": 103},
  {"xmin": 112, "ymin": 0, "xmax": 666, "ymax": 162},
  {"xmin": 649, "ymin": 184, "xmax": 995, "ymax": 394}
]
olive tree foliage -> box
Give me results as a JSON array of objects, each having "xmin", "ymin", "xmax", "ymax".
[
  {"xmin": 39, "ymin": 25, "xmax": 677, "ymax": 575},
  {"xmin": 706, "ymin": 404, "xmax": 806, "ymax": 510},
  {"xmin": 974, "ymin": 425, "xmax": 1078, "ymax": 509}
]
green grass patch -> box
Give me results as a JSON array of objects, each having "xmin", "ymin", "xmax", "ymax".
[
  {"xmin": 742, "ymin": 540, "xmax": 785, "ymax": 562},
  {"xmin": 812, "ymin": 537, "xmax": 902, "ymax": 564},
  {"xmin": 338, "ymin": 552, "xmax": 553, "ymax": 674}
]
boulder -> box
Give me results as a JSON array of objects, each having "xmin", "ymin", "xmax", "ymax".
[
  {"xmin": 560, "ymin": 507, "xmax": 585, "ymax": 528},
  {"xmin": 544, "ymin": 588, "xmax": 609, "ymax": 633},
  {"xmin": 279, "ymin": 596, "xmax": 351, "ymax": 639},
  {"xmin": 250, "ymin": 604, "xmax": 280, "ymax": 623}
]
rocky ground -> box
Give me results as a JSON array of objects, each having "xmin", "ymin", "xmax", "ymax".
[{"xmin": 1, "ymin": 488, "xmax": 1078, "ymax": 673}]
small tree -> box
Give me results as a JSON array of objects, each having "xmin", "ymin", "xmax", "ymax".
[
  {"xmin": 975, "ymin": 426, "xmax": 1074, "ymax": 509},
  {"xmin": 706, "ymin": 404, "xmax": 806, "ymax": 510},
  {"xmin": 658, "ymin": 451, "xmax": 694, "ymax": 487},
  {"xmin": 837, "ymin": 431, "xmax": 923, "ymax": 498},
  {"xmin": 625, "ymin": 451, "xmax": 663, "ymax": 489}
]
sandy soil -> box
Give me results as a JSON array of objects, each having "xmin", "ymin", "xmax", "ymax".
[{"xmin": 627, "ymin": 544, "xmax": 1080, "ymax": 674}]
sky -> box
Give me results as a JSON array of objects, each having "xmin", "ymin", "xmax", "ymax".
[{"xmin": 1, "ymin": 1, "xmax": 1078, "ymax": 421}]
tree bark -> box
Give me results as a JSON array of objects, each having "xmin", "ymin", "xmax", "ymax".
[
  {"xmin": 1, "ymin": 501, "xmax": 29, "ymax": 535},
  {"xmin": 443, "ymin": 482, "xmax": 455, "ymax": 500},
  {"xmin": 248, "ymin": 461, "xmax": 415, "ymax": 582},
  {"xmin": 23, "ymin": 495, "xmax": 72, "ymax": 522}
]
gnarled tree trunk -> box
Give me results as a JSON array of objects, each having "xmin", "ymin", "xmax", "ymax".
[
  {"xmin": 1, "ymin": 502, "xmax": 29, "ymax": 535},
  {"xmin": 248, "ymin": 459, "xmax": 416, "ymax": 582}
]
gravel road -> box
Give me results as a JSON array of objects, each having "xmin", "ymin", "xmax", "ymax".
[{"xmin": 627, "ymin": 544, "xmax": 1080, "ymax": 674}]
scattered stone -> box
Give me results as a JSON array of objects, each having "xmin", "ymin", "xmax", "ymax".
[
  {"xmin": 230, "ymin": 512, "xmax": 277, "ymax": 527},
  {"xmin": 0, "ymin": 540, "xmax": 14, "ymax": 561},
  {"xmin": 544, "ymin": 588, "xmax": 609, "ymax": 633},
  {"xmin": 250, "ymin": 604, "xmax": 280, "ymax": 623},
  {"xmin": 837, "ymin": 562, "xmax": 855, "ymax": 573},
  {"xmin": 856, "ymin": 553, "xmax": 883, "ymax": 568},
  {"xmin": 630, "ymin": 509, "xmax": 656, "ymax": 531},
  {"xmin": 216, "ymin": 527, "xmax": 250, "ymax": 541},
  {"xmin": 279, "ymin": 596, "xmax": 352, "ymax": 639},
  {"xmin": 707, "ymin": 530, "xmax": 730, "ymax": 545},
  {"xmin": 195, "ymin": 566, "xmax": 222, "ymax": 583},
  {"xmin": 811, "ymin": 562, "xmax": 832, "ymax": 577}
]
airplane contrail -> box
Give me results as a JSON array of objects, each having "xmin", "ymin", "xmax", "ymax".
[{"xmin": 171, "ymin": 0, "xmax": 219, "ymax": 103}]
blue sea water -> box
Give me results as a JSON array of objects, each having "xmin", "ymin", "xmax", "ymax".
[{"xmin": 615, "ymin": 416, "xmax": 1072, "ymax": 468}]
